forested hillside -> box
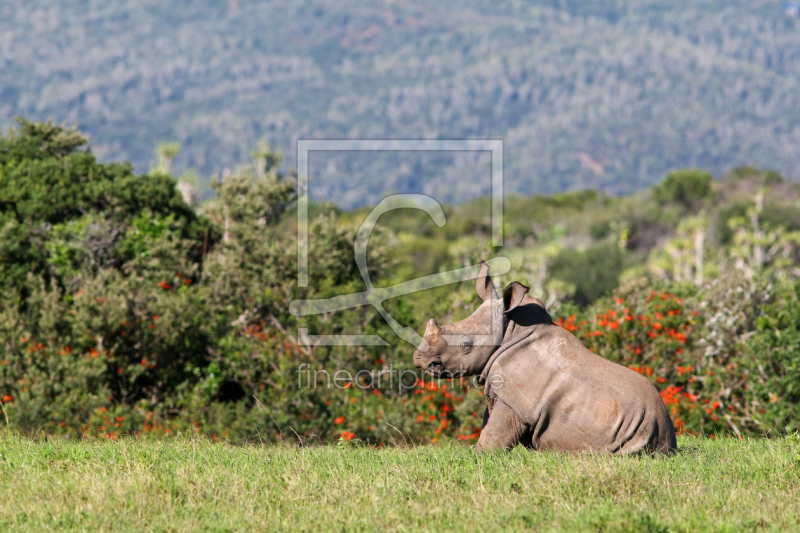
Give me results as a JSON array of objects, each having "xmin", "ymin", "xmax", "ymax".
[{"xmin": 1, "ymin": 0, "xmax": 799, "ymax": 207}]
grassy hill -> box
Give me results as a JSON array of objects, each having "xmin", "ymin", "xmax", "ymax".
[{"xmin": 2, "ymin": 0, "xmax": 800, "ymax": 207}]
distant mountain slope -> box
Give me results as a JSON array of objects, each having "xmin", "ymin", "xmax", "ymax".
[{"xmin": 1, "ymin": 0, "xmax": 799, "ymax": 207}]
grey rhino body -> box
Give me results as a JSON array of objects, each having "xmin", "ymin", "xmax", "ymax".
[{"xmin": 413, "ymin": 262, "xmax": 677, "ymax": 455}]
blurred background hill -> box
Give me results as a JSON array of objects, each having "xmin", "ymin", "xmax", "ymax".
[{"xmin": 2, "ymin": 0, "xmax": 799, "ymax": 207}]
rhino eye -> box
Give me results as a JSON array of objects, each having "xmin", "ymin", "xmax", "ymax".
[{"xmin": 459, "ymin": 336, "xmax": 473, "ymax": 353}]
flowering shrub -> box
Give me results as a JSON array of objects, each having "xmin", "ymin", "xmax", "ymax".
[
  {"xmin": 554, "ymin": 275, "xmax": 798, "ymax": 437},
  {"xmin": 558, "ymin": 288, "xmax": 709, "ymax": 434},
  {"xmin": 293, "ymin": 376, "xmax": 486, "ymax": 447}
]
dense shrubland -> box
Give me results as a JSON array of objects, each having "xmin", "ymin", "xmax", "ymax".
[{"xmin": 0, "ymin": 119, "xmax": 798, "ymax": 444}]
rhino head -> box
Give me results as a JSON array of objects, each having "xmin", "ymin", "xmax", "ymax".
[{"xmin": 412, "ymin": 261, "xmax": 530, "ymax": 378}]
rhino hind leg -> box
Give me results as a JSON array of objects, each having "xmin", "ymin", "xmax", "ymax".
[
  {"xmin": 476, "ymin": 400, "xmax": 529, "ymax": 453},
  {"xmin": 613, "ymin": 408, "xmax": 677, "ymax": 456}
]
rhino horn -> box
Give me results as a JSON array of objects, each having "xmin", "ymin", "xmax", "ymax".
[
  {"xmin": 476, "ymin": 260, "xmax": 499, "ymax": 301},
  {"xmin": 425, "ymin": 318, "xmax": 441, "ymax": 337}
]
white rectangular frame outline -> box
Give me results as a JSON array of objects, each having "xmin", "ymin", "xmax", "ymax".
[{"xmin": 296, "ymin": 139, "xmax": 504, "ymax": 287}]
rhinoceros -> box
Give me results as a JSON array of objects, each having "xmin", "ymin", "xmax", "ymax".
[{"xmin": 412, "ymin": 261, "xmax": 676, "ymax": 455}]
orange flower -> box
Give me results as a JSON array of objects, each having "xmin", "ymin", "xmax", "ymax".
[
  {"xmin": 334, "ymin": 416, "xmax": 345, "ymax": 425},
  {"xmin": 416, "ymin": 415, "xmax": 423, "ymax": 423},
  {"xmin": 158, "ymin": 281, "xmax": 170, "ymax": 290},
  {"xmin": 340, "ymin": 430, "xmax": 355, "ymax": 441},
  {"xmin": 1, "ymin": 394, "xmax": 12, "ymax": 403}
]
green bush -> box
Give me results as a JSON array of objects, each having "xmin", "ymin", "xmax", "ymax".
[
  {"xmin": 0, "ymin": 118, "xmax": 201, "ymax": 294},
  {"xmin": 654, "ymin": 169, "xmax": 713, "ymax": 209},
  {"xmin": 741, "ymin": 287, "xmax": 800, "ymax": 434},
  {"xmin": 550, "ymin": 243, "xmax": 625, "ymax": 306}
]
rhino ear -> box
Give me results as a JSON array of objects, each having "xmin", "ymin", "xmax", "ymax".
[
  {"xmin": 476, "ymin": 260, "xmax": 498, "ymax": 301},
  {"xmin": 503, "ymin": 282, "xmax": 530, "ymax": 313}
]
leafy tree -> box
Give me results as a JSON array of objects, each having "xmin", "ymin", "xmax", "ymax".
[
  {"xmin": 653, "ymin": 169, "xmax": 713, "ymax": 209},
  {"xmin": 550, "ymin": 243, "xmax": 625, "ymax": 306},
  {"xmin": 0, "ymin": 119, "xmax": 200, "ymax": 292}
]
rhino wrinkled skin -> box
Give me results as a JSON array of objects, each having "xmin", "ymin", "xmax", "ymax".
[{"xmin": 412, "ymin": 261, "xmax": 677, "ymax": 455}]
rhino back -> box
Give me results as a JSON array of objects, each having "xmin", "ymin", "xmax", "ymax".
[{"xmin": 488, "ymin": 324, "xmax": 676, "ymax": 454}]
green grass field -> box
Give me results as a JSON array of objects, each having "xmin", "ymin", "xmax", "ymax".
[{"xmin": 0, "ymin": 434, "xmax": 798, "ymax": 532}]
